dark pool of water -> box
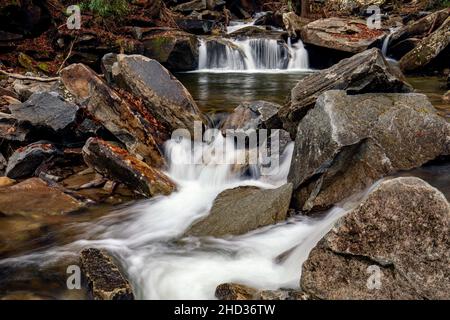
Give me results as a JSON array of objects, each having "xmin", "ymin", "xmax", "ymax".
[
  {"xmin": 177, "ymin": 72, "xmax": 449, "ymax": 121},
  {"xmin": 177, "ymin": 71, "xmax": 311, "ymax": 113}
]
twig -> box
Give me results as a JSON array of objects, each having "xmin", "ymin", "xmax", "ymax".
[
  {"xmin": 57, "ymin": 37, "xmax": 76, "ymax": 74},
  {"xmin": 0, "ymin": 70, "xmax": 59, "ymax": 82}
]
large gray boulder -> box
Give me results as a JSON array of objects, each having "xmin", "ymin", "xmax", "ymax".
[
  {"xmin": 114, "ymin": 55, "xmax": 205, "ymax": 136},
  {"xmin": 185, "ymin": 184, "xmax": 293, "ymax": 238},
  {"xmin": 279, "ymin": 48, "xmax": 413, "ymax": 137},
  {"xmin": 301, "ymin": 177, "xmax": 450, "ymax": 300},
  {"xmin": 288, "ymin": 90, "xmax": 450, "ymax": 212}
]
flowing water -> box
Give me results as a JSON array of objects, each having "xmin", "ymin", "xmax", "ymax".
[
  {"xmin": 0, "ymin": 33, "xmax": 449, "ymax": 299},
  {"xmin": 197, "ymin": 38, "xmax": 309, "ymax": 72},
  {"xmin": 0, "ymin": 136, "xmax": 349, "ymax": 300}
]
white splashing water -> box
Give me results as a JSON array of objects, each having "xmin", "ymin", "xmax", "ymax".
[
  {"xmin": 198, "ymin": 38, "xmax": 310, "ymax": 72},
  {"xmin": 0, "ymin": 135, "xmax": 347, "ymax": 300},
  {"xmin": 226, "ymin": 19, "xmax": 258, "ymax": 34}
]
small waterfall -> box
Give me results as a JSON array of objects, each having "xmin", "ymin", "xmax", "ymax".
[
  {"xmin": 288, "ymin": 38, "xmax": 309, "ymax": 70},
  {"xmin": 198, "ymin": 38, "xmax": 309, "ymax": 72},
  {"xmin": 382, "ymin": 27, "xmax": 400, "ymax": 58}
]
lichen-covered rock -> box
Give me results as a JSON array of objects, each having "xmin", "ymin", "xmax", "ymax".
[
  {"xmin": 279, "ymin": 48, "xmax": 413, "ymax": 136},
  {"xmin": 215, "ymin": 283, "xmax": 309, "ymax": 300},
  {"xmin": 0, "ymin": 178, "xmax": 84, "ymax": 217},
  {"xmin": 399, "ymin": 17, "xmax": 450, "ymax": 73},
  {"xmin": 80, "ymin": 248, "xmax": 134, "ymax": 300},
  {"xmin": 185, "ymin": 184, "xmax": 292, "ymax": 237},
  {"xmin": 82, "ymin": 138, "xmax": 175, "ymax": 198},
  {"xmin": 6, "ymin": 142, "xmax": 58, "ymax": 179},
  {"xmin": 300, "ymin": 17, "xmax": 385, "ymax": 53},
  {"xmin": 142, "ymin": 30, "xmax": 199, "ymax": 71},
  {"xmin": 389, "ymin": 9, "xmax": 449, "ymax": 49},
  {"xmin": 301, "ymin": 177, "xmax": 450, "ymax": 300},
  {"xmin": 60, "ymin": 63, "xmax": 165, "ymax": 167},
  {"xmin": 114, "ymin": 54, "xmax": 204, "ymax": 135},
  {"xmin": 288, "ymin": 90, "xmax": 450, "ymax": 212},
  {"xmin": 9, "ymin": 92, "xmax": 79, "ymax": 133}
]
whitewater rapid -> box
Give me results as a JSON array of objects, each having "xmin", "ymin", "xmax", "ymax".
[{"xmin": 0, "ymin": 134, "xmax": 347, "ymax": 299}]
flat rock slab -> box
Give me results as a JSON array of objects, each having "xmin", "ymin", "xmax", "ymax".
[
  {"xmin": 6, "ymin": 142, "xmax": 58, "ymax": 179},
  {"xmin": 301, "ymin": 177, "xmax": 450, "ymax": 300},
  {"xmin": 80, "ymin": 248, "xmax": 134, "ymax": 300},
  {"xmin": 9, "ymin": 92, "xmax": 79, "ymax": 133},
  {"xmin": 82, "ymin": 138, "xmax": 175, "ymax": 198},
  {"xmin": 301, "ymin": 17, "xmax": 385, "ymax": 53},
  {"xmin": 288, "ymin": 90, "xmax": 450, "ymax": 212},
  {"xmin": 185, "ymin": 184, "xmax": 293, "ymax": 238},
  {"xmin": 279, "ymin": 48, "xmax": 412, "ymax": 137},
  {"xmin": 0, "ymin": 178, "xmax": 84, "ymax": 217},
  {"xmin": 115, "ymin": 54, "xmax": 204, "ymax": 135}
]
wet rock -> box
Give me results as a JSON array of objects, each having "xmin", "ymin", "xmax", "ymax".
[
  {"xmin": 282, "ymin": 12, "xmax": 309, "ymax": 37},
  {"xmin": 215, "ymin": 283, "xmax": 309, "ymax": 300},
  {"xmin": 228, "ymin": 26, "xmax": 284, "ymax": 39},
  {"xmin": 300, "ymin": 17, "xmax": 385, "ymax": 53},
  {"xmin": 389, "ymin": 9, "xmax": 449, "ymax": 49},
  {"xmin": 221, "ymin": 100, "xmax": 282, "ymax": 131},
  {"xmin": 60, "ymin": 63, "xmax": 165, "ymax": 167},
  {"xmin": 257, "ymin": 290, "xmax": 309, "ymax": 300},
  {"xmin": 80, "ymin": 248, "xmax": 134, "ymax": 300},
  {"xmin": 114, "ymin": 54, "xmax": 204, "ymax": 135},
  {"xmin": 82, "ymin": 138, "xmax": 175, "ymax": 198},
  {"xmin": 255, "ymin": 11, "xmax": 284, "ymax": 29},
  {"xmin": 0, "ymin": 177, "xmax": 15, "ymax": 188},
  {"xmin": 0, "ymin": 178, "xmax": 84, "ymax": 217},
  {"xmin": 142, "ymin": 30, "xmax": 199, "ymax": 71},
  {"xmin": 388, "ymin": 38, "xmax": 420, "ymax": 60},
  {"xmin": 301, "ymin": 177, "xmax": 450, "ymax": 300},
  {"xmin": 215, "ymin": 283, "xmax": 257, "ymax": 300},
  {"xmin": 5, "ymin": 142, "xmax": 58, "ymax": 179},
  {"xmin": 9, "ymin": 92, "xmax": 79, "ymax": 133},
  {"xmin": 176, "ymin": 18, "xmax": 216, "ymax": 35},
  {"xmin": 288, "ymin": 90, "xmax": 450, "ymax": 212},
  {"xmin": 279, "ymin": 48, "xmax": 413, "ymax": 136},
  {"xmin": 399, "ymin": 17, "xmax": 450, "ymax": 73},
  {"xmin": 185, "ymin": 184, "xmax": 292, "ymax": 237}
]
